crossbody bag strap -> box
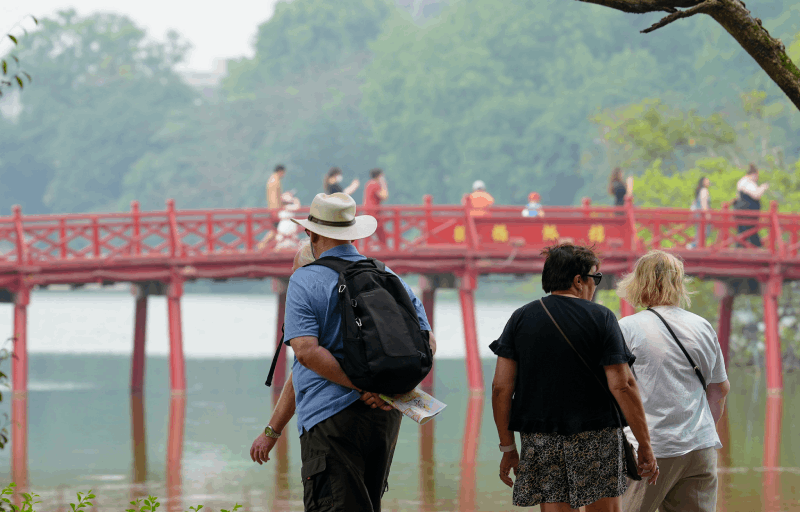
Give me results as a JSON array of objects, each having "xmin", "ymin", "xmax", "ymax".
[
  {"xmin": 646, "ymin": 308, "xmax": 707, "ymax": 391},
  {"xmin": 265, "ymin": 323, "xmax": 285, "ymax": 387},
  {"xmin": 539, "ymin": 298, "xmax": 625, "ymax": 428}
]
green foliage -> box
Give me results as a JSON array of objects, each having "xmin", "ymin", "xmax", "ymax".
[
  {"xmin": 590, "ymin": 99, "xmax": 736, "ymax": 175},
  {"xmin": 127, "ymin": 495, "xmax": 158, "ymax": 512},
  {"xmin": 4, "ymin": 0, "xmax": 800, "ymax": 215},
  {"xmin": 4, "ymin": 10, "xmax": 195, "ymax": 213},
  {"xmin": 0, "ymin": 15, "xmax": 37, "ymax": 97},
  {"xmin": 222, "ymin": 0, "xmax": 391, "ymax": 94},
  {"xmin": 0, "ymin": 483, "xmax": 40, "ymax": 512},
  {"xmin": 0, "ymin": 484, "xmax": 240, "ymax": 512}
]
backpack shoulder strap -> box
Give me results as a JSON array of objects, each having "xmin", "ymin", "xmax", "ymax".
[
  {"xmin": 646, "ymin": 308, "xmax": 707, "ymax": 391},
  {"xmin": 304, "ymin": 255, "xmax": 352, "ymax": 273}
]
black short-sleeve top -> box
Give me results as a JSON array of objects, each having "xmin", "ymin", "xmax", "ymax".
[{"xmin": 489, "ymin": 295, "xmax": 635, "ymax": 435}]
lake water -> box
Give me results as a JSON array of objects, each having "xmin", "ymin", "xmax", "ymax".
[{"xmin": 0, "ymin": 291, "xmax": 796, "ymax": 511}]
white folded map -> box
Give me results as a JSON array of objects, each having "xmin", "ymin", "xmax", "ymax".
[{"xmin": 379, "ymin": 387, "xmax": 447, "ymax": 425}]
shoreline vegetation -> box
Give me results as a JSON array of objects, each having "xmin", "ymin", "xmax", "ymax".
[{"xmin": 0, "ymin": 483, "xmax": 242, "ymax": 512}]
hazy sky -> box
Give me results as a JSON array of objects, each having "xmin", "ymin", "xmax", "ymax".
[{"xmin": 2, "ymin": 0, "xmax": 284, "ymax": 71}]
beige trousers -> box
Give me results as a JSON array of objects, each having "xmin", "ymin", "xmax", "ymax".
[{"xmin": 621, "ymin": 446, "xmax": 718, "ymax": 512}]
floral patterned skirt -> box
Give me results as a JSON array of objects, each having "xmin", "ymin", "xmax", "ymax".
[{"xmin": 513, "ymin": 427, "xmax": 628, "ymax": 509}]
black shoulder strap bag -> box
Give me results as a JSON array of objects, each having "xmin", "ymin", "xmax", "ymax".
[
  {"xmin": 646, "ymin": 308, "xmax": 707, "ymax": 391},
  {"xmin": 264, "ymin": 324, "xmax": 285, "ymax": 387},
  {"xmin": 539, "ymin": 298, "xmax": 642, "ymax": 481}
]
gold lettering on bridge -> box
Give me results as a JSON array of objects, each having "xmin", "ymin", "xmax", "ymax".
[
  {"xmin": 542, "ymin": 224, "xmax": 559, "ymax": 241},
  {"xmin": 454, "ymin": 225, "xmax": 466, "ymax": 243},
  {"xmin": 589, "ymin": 224, "xmax": 605, "ymax": 243},
  {"xmin": 492, "ymin": 224, "xmax": 509, "ymax": 243}
]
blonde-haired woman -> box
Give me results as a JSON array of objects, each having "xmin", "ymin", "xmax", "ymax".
[{"xmin": 617, "ymin": 250, "xmax": 730, "ymax": 512}]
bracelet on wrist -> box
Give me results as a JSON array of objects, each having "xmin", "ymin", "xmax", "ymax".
[{"xmin": 499, "ymin": 443, "xmax": 517, "ymax": 453}]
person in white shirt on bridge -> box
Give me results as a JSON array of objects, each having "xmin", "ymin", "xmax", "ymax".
[
  {"xmin": 733, "ymin": 164, "xmax": 769, "ymax": 248},
  {"xmin": 616, "ymin": 250, "xmax": 731, "ymax": 512}
]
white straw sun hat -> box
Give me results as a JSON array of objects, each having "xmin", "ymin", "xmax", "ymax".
[{"xmin": 292, "ymin": 193, "xmax": 377, "ymax": 241}]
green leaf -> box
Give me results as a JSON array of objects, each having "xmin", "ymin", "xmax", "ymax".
[
  {"xmin": 2, "ymin": 61, "xmax": 6, "ymax": 75},
  {"xmin": 15, "ymin": 75, "xmax": 23, "ymax": 90},
  {"xmin": 8, "ymin": 35, "xmax": 17, "ymax": 45},
  {"xmin": 32, "ymin": 16, "xmax": 38, "ymax": 24}
]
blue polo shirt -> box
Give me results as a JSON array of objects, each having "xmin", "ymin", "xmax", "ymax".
[{"xmin": 284, "ymin": 244, "xmax": 431, "ymax": 435}]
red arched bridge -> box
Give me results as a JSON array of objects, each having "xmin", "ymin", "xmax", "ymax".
[{"xmin": 1, "ymin": 196, "xmax": 798, "ymax": 400}]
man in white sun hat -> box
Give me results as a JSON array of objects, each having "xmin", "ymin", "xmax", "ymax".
[{"xmin": 281, "ymin": 192, "xmax": 436, "ymax": 511}]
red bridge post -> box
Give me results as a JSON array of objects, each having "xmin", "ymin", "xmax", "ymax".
[
  {"xmin": 11, "ymin": 283, "xmax": 30, "ymax": 491},
  {"xmin": 714, "ymin": 281, "xmax": 734, "ymax": 368},
  {"xmin": 167, "ymin": 276, "xmax": 186, "ymax": 394},
  {"xmin": 272, "ymin": 278, "xmax": 289, "ymax": 398},
  {"xmin": 131, "ymin": 284, "xmax": 149, "ymax": 393},
  {"xmin": 459, "ymin": 271, "xmax": 483, "ymax": 392},
  {"xmin": 763, "ymin": 271, "xmax": 783, "ymax": 393},
  {"xmin": 419, "ymin": 275, "xmax": 436, "ymax": 392}
]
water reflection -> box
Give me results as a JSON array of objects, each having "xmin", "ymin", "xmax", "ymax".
[
  {"xmin": 762, "ymin": 393, "xmax": 783, "ymax": 512},
  {"xmin": 459, "ymin": 394, "xmax": 483, "ymax": 512},
  {"xmin": 166, "ymin": 394, "xmax": 186, "ymax": 512},
  {"xmin": 11, "ymin": 394, "xmax": 27, "ymax": 508},
  {"xmin": 130, "ymin": 393, "xmax": 147, "ymax": 484},
  {"xmin": 269, "ymin": 432, "xmax": 292, "ymax": 512}
]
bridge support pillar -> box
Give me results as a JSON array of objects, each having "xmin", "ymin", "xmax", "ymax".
[
  {"xmin": 459, "ymin": 271, "xmax": 483, "ymax": 392},
  {"xmin": 167, "ymin": 277, "xmax": 186, "ymax": 394},
  {"xmin": 419, "ymin": 275, "xmax": 437, "ymax": 392},
  {"xmin": 131, "ymin": 284, "xmax": 149, "ymax": 393},
  {"xmin": 272, "ymin": 278, "xmax": 289, "ymax": 399},
  {"xmin": 763, "ymin": 273, "xmax": 783, "ymax": 393},
  {"xmin": 11, "ymin": 284, "xmax": 30, "ymax": 491},
  {"xmin": 714, "ymin": 281, "xmax": 734, "ymax": 369},
  {"xmin": 620, "ymin": 299, "xmax": 635, "ymax": 318}
]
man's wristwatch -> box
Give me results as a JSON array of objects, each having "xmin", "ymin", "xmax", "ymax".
[{"xmin": 264, "ymin": 425, "xmax": 282, "ymax": 439}]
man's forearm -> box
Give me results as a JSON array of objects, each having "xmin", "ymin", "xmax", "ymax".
[
  {"xmin": 268, "ymin": 372, "xmax": 296, "ymax": 434},
  {"xmin": 612, "ymin": 381, "xmax": 651, "ymax": 447},
  {"xmin": 301, "ymin": 345, "xmax": 359, "ymax": 390}
]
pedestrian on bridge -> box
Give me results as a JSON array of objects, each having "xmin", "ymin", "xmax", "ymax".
[
  {"xmin": 609, "ymin": 167, "xmax": 634, "ymax": 210},
  {"xmin": 282, "ymin": 192, "xmax": 436, "ymax": 511},
  {"xmin": 491, "ymin": 243, "xmax": 658, "ymax": 512},
  {"xmin": 363, "ymin": 168, "xmax": 389, "ymax": 247},
  {"xmin": 617, "ymin": 250, "xmax": 730, "ymax": 512},
  {"xmin": 687, "ymin": 176, "xmax": 711, "ymax": 249},
  {"xmin": 464, "ymin": 180, "xmax": 494, "ymax": 217},
  {"xmin": 733, "ymin": 164, "xmax": 769, "ymax": 248},
  {"xmin": 323, "ymin": 166, "xmax": 360, "ymax": 195}
]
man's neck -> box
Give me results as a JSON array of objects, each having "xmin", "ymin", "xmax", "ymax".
[{"xmin": 315, "ymin": 239, "xmax": 351, "ymax": 257}]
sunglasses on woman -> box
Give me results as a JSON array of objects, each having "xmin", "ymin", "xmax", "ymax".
[{"xmin": 582, "ymin": 272, "xmax": 603, "ymax": 286}]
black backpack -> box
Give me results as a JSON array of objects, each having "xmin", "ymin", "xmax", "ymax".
[{"xmin": 266, "ymin": 256, "xmax": 432, "ymax": 395}]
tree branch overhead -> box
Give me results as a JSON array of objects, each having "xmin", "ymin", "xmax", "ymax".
[{"xmin": 575, "ymin": 0, "xmax": 800, "ymax": 112}]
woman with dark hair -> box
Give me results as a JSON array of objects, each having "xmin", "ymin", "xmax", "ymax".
[
  {"xmin": 491, "ymin": 243, "xmax": 658, "ymax": 511},
  {"xmin": 733, "ymin": 163, "xmax": 769, "ymax": 248},
  {"xmin": 687, "ymin": 176, "xmax": 711, "ymax": 249},
  {"xmin": 609, "ymin": 167, "xmax": 633, "ymax": 207},
  {"xmin": 323, "ymin": 167, "xmax": 360, "ymax": 195}
]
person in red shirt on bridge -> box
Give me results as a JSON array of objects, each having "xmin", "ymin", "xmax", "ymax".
[
  {"xmin": 363, "ymin": 168, "xmax": 389, "ymax": 246},
  {"xmin": 463, "ymin": 180, "xmax": 494, "ymax": 216}
]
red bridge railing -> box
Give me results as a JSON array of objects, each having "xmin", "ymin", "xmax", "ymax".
[{"xmin": 1, "ymin": 197, "xmax": 799, "ymax": 272}]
